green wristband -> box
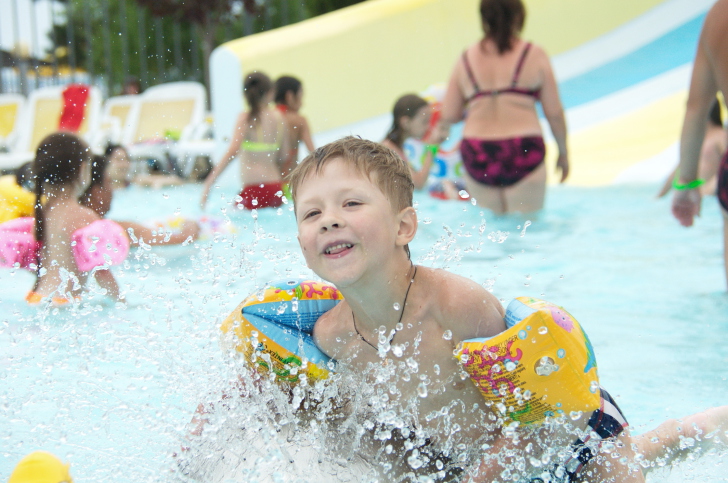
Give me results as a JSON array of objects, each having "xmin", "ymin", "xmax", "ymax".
[
  {"xmin": 425, "ymin": 144, "xmax": 439, "ymax": 155},
  {"xmin": 672, "ymin": 177, "xmax": 705, "ymax": 191}
]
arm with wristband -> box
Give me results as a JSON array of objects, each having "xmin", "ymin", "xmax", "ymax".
[{"xmin": 672, "ymin": 24, "xmax": 717, "ymax": 227}]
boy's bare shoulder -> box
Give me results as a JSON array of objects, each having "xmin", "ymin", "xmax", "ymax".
[
  {"xmin": 312, "ymin": 302, "xmax": 348, "ymax": 357},
  {"xmin": 417, "ymin": 267, "xmax": 505, "ymax": 341}
]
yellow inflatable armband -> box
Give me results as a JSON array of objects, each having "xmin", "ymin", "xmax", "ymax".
[
  {"xmin": 455, "ymin": 297, "xmax": 600, "ymax": 425},
  {"xmin": 221, "ymin": 279, "xmax": 343, "ymax": 384},
  {"xmin": 0, "ymin": 175, "xmax": 35, "ymax": 224}
]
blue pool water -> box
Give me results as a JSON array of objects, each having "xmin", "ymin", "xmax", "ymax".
[{"xmin": 1, "ymin": 178, "xmax": 727, "ymax": 481}]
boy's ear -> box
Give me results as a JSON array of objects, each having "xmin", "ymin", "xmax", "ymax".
[{"xmin": 396, "ymin": 206, "xmax": 417, "ymax": 247}]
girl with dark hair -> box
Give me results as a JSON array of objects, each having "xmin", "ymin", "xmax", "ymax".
[
  {"xmin": 382, "ymin": 94, "xmax": 447, "ymax": 191},
  {"xmin": 275, "ymin": 75, "xmax": 315, "ymax": 176},
  {"xmin": 201, "ymin": 71, "xmax": 290, "ymax": 210},
  {"xmin": 441, "ymin": 0, "xmax": 568, "ymax": 214},
  {"xmin": 0, "ymin": 132, "xmax": 128, "ymax": 304}
]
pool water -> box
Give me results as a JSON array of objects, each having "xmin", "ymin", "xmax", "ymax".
[{"xmin": 1, "ymin": 177, "xmax": 727, "ymax": 481}]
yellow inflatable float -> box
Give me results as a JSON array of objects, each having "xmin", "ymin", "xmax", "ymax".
[
  {"xmin": 455, "ymin": 297, "xmax": 600, "ymax": 425},
  {"xmin": 220, "ymin": 279, "xmax": 342, "ymax": 384},
  {"xmin": 222, "ymin": 282, "xmax": 599, "ymax": 425}
]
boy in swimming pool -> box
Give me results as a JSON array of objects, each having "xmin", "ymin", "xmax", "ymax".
[{"xmin": 288, "ymin": 136, "xmax": 728, "ymax": 482}]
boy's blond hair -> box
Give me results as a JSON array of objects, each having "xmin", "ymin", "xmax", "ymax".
[{"xmin": 287, "ymin": 136, "xmax": 414, "ymax": 213}]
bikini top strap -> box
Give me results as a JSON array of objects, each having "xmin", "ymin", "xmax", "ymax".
[
  {"xmin": 511, "ymin": 42, "xmax": 532, "ymax": 87},
  {"xmin": 462, "ymin": 51, "xmax": 480, "ymax": 92}
]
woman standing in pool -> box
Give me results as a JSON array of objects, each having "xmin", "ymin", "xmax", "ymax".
[
  {"xmin": 671, "ymin": 0, "xmax": 728, "ymax": 289},
  {"xmin": 200, "ymin": 72, "xmax": 289, "ymax": 210},
  {"xmin": 440, "ymin": 0, "xmax": 568, "ymax": 214}
]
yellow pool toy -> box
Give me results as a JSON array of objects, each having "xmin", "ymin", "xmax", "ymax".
[
  {"xmin": 221, "ymin": 279, "xmax": 343, "ymax": 384},
  {"xmin": 455, "ymin": 297, "xmax": 600, "ymax": 425},
  {"xmin": 8, "ymin": 451, "xmax": 73, "ymax": 483}
]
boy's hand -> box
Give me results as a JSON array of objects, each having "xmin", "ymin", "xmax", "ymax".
[{"xmin": 672, "ymin": 189, "xmax": 701, "ymax": 227}]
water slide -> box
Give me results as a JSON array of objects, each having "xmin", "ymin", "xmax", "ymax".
[{"xmin": 210, "ymin": 0, "xmax": 714, "ymax": 186}]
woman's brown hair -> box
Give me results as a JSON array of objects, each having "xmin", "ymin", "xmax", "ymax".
[{"xmin": 480, "ymin": 0, "xmax": 526, "ymax": 54}]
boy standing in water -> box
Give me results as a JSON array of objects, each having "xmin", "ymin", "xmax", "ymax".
[{"xmin": 288, "ymin": 137, "xmax": 727, "ymax": 482}]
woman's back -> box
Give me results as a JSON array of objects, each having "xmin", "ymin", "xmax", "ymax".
[{"xmin": 448, "ymin": 38, "xmax": 551, "ymax": 139}]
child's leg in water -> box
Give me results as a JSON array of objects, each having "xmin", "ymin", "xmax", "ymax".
[{"xmin": 634, "ymin": 406, "xmax": 728, "ymax": 471}]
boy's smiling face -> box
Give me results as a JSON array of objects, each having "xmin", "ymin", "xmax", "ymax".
[{"xmin": 295, "ymin": 157, "xmax": 413, "ymax": 288}]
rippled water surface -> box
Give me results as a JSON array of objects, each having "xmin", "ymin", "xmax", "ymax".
[{"xmin": 1, "ymin": 179, "xmax": 727, "ymax": 481}]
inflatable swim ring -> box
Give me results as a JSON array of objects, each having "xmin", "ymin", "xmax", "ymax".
[
  {"xmin": 455, "ymin": 297, "xmax": 600, "ymax": 425},
  {"xmin": 221, "ymin": 279, "xmax": 343, "ymax": 384},
  {"xmin": 149, "ymin": 215, "xmax": 236, "ymax": 241}
]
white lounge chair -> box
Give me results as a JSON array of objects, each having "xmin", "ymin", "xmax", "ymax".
[
  {"xmin": 0, "ymin": 94, "xmax": 25, "ymax": 155},
  {"xmin": 122, "ymin": 81, "xmax": 207, "ymax": 176},
  {"xmin": 0, "ymin": 85, "xmax": 102, "ymax": 170},
  {"xmin": 100, "ymin": 94, "xmax": 138, "ymax": 146}
]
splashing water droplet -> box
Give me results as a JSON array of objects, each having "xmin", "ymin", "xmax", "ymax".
[
  {"xmin": 442, "ymin": 330, "xmax": 452, "ymax": 340},
  {"xmin": 392, "ymin": 344, "xmax": 404, "ymax": 357},
  {"xmin": 538, "ymin": 326, "xmax": 548, "ymax": 335},
  {"xmin": 417, "ymin": 382, "xmax": 428, "ymax": 398},
  {"xmin": 393, "ymin": 302, "xmax": 400, "ymax": 311}
]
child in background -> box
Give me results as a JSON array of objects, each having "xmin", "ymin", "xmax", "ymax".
[
  {"xmin": 200, "ymin": 72, "xmax": 290, "ymax": 211},
  {"xmin": 105, "ymin": 144, "xmax": 185, "ymax": 190},
  {"xmin": 275, "ymin": 75, "xmax": 315, "ymax": 177},
  {"xmin": 80, "ymin": 153, "xmax": 199, "ymax": 246},
  {"xmin": 1, "ymin": 133, "xmax": 128, "ymax": 304},
  {"xmin": 288, "ymin": 136, "xmax": 728, "ymax": 482},
  {"xmin": 382, "ymin": 94, "xmax": 463, "ymax": 199}
]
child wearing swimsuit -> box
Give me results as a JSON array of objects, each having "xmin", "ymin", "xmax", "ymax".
[
  {"xmin": 200, "ymin": 72, "xmax": 289, "ymax": 211},
  {"xmin": 0, "ymin": 133, "xmax": 127, "ymax": 304}
]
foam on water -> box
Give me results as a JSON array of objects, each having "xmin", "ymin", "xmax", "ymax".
[{"xmin": 1, "ymin": 180, "xmax": 727, "ymax": 481}]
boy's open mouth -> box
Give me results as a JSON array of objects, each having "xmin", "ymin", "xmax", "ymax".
[{"xmin": 324, "ymin": 243, "xmax": 353, "ymax": 255}]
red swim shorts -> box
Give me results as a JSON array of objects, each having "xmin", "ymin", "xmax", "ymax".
[{"xmin": 237, "ymin": 182, "xmax": 284, "ymax": 210}]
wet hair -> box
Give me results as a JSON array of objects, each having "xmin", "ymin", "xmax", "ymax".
[
  {"xmin": 385, "ymin": 94, "xmax": 429, "ymax": 149},
  {"xmin": 274, "ymin": 75, "xmax": 303, "ymax": 105},
  {"xmin": 480, "ymin": 0, "xmax": 526, "ymax": 54},
  {"xmin": 288, "ymin": 137, "xmax": 415, "ymax": 257},
  {"xmin": 14, "ymin": 162, "xmax": 34, "ymax": 191},
  {"xmin": 32, "ymin": 132, "xmax": 91, "ymax": 245},
  {"xmin": 288, "ymin": 136, "xmax": 414, "ymax": 214},
  {"xmin": 79, "ymin": 154, "xmax": 109, "ymax": 207},
  {"xmin": 709, "ymin": 99, "xmax": 723, "ymax": 127},
  {"xmin": 244, "ymin": 72, "xmax": 272, "ymax": 122}
]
